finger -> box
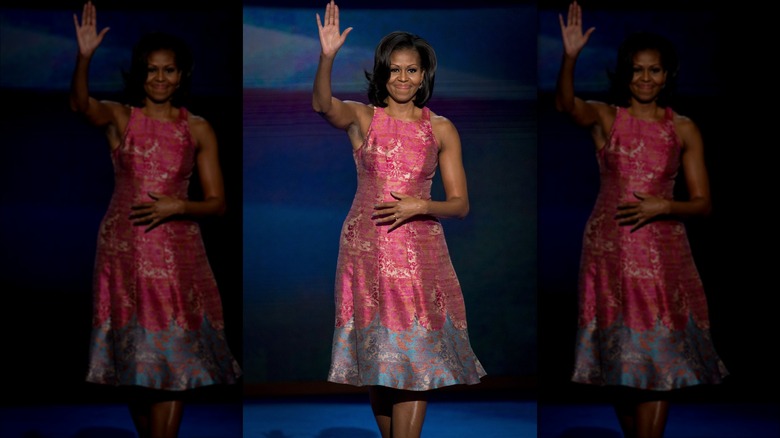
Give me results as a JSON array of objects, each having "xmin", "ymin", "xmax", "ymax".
[
  {"xmin": 129, "ymin": 210, "xmax": 153, "ymax": 220},
  {"xmin": 614, "ymin": 209, "xmax": 638, "ymax": 220},
  {"xmin": 86, "ymin": 2, "xmax": 94, "ymax": 27},
  {"xmin": 342, "ymin": 27, "xmax": 353, "ymax": 40},
  {"xmin": 630, "ymin": 218, "xmax": 648, "ymax": 233},
  {"xmin": 633, "ymin": 191, "xmax": 648, "ymax": 200},
  {"xmin": 145, "ymin": 219, "xmax": 162, "ymax": 233},
  {"xmin": 373, "ymin": 202, "xmax": 397, "ymax": 210},
  {"xmin": 316, "ymin": 13, "xmax": 323, "ymax": 29},
  {"xmin": 97, "ymin": 27, "xmax": 110, "ymax": 41},
  {"xmin": 387, "ymin": 216, "xmax": 402, "ymax": 232},
  {"xmin": 583, "ymin": 27, "xmax": 596, "ymax": 41},
  {"xmin": 568, "ymin": 2, "xmax": 576, "ymax": 27},
  {"xmin": 574, "ymin": 2, "xmax": 582, "ymax": 27},
  {"xmin": 130, "ymin": 202, "xmax": 154, "ymax": 210},
  {"xmin": 616, "ymin": 202, "xmax": 639, "ymax": 210}
]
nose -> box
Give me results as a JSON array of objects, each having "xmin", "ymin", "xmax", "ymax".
[
  {"xmin": 155, "ymin": 69, "xmax": 165, "ymax": 81},
  {"xmin": 640, "ymin": 69, "xmax": 650, "ymax": 81},
  {"xmin": 399, "ymin": 69, "xmax": 408, "ymax": 82}
]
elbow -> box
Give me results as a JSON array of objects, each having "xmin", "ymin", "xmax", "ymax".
[
  {"xmin": 456, "ymin": 200, "xmax": 469, "ymax": 219},
  {"xmin": 215, "ymin": 200, "xmax": 227, "ymax": 217},
  {"xmin": 701, "ymin": 200, "xmax": 712, "ymax": 217},
  {"xmin": 312, "ymin": 96, "xmax": 328, "ymax": 115},
  {"xmin": 69, "ymin": 96, "xmax": 85, "ymax": 113},
  {"xmin": 554, "ymin": 96, "xmax": 573, "ymax": 114}
]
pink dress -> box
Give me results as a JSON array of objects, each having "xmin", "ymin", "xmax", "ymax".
[
  {"xmin": 573, "ymin": 106, "xmax": 728, "ymax": 390},
  {"xmin": 86, "ymin": 107, "xmax": 241, "ymax": 391},
  {"xmin": 327, "ymin": 106, "xmax": 486, "ymax": 390}
]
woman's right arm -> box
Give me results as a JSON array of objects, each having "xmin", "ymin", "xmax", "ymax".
[
  {"xmin": 69, "ymin": 1, "xmax": 117, "ymax": 127},
  {"xmin": 555, "ymin": 1, "xmax": 600, "ymax": 128},
  {"xmin": 312, "ymin": 0, "xmax": 364, "ymax": 131}
]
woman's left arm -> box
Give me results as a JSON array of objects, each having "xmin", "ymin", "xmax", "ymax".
[
  {"xmin": 130, "ymin": 116, "xmax": 225, "ymax": 231},
  {"xmin": 616, "ymin": 116, "xmax": 711, "ymax": 231},
  {"xmin": 373, "ymin": 116, "xmax": 469, "ymax": 231}
]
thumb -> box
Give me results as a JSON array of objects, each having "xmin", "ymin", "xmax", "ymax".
[
  {"xmin": 390, "ymin": 191, "xmax": 406, "ymax": 200},
  {"xmin": 148, "ymin": 192, "xmax": 161, "ymax": 201},
  {"xmin": 633, "ymin": 192, "xmax": 647, "ymax": 201}
]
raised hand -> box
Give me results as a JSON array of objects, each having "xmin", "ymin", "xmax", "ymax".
[
  {"xmin": 316, "ymin": 0, "xmax": 353, "ymax": 58},
  {"xmin": 73, "ymin": 1, "xmax": 109, "ymax": 58},
  {"xmin": 559, "ymin": 1, "xmax": 594, "ymax": 58}
]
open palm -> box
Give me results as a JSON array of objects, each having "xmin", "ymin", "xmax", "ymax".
[
  {"xmin": 316, "ymin": 0, "xmax": 352, "ymax": 58},
  {"xmin": 73, "ymin": 1, "xmax": 109, "ymax": 58},
  {"xmin": 559, "ymin": 1, "xmax": 594, "ymax": 58}
]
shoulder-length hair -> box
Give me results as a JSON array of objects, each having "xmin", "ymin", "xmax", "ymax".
[
  {"xmin": 123, "ymin": 32, "xmax": 193, "ymax": 108},
  {"xmin": 366, "ymin": 31, "xmax": 437, "ymax": 108},
  {"xmin": 608, "ymin": 32, "xmax": 679, "ymax": 108}
]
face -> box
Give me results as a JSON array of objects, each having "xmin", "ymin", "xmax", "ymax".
[
  {"xmin": 144, "ymin": 49, "xmax": 181, "ymax": 104},
  {"xmin": 629, "ymin": 49, "xmax": 667, "ymax": 104},
  {"xmin": 385, "ymin": 48, "xmax": 424, "ymax": 105}
]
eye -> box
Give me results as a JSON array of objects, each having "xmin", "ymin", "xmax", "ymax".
[
  {"xmin": 390, "ymin": 68, "xmax": 400, "ymax": 73},
  {"xmin": 408, "ymin": 68, "xmax": 417, "ymax": 74},
  {"xmin": 651, "ymin": 67, "xmax": 663, "ymax": 74},
  {"xmin": 165, "ymin": 67, "xmax": 177, "ymax": 74},
  {"xmin": 147, "ymin": 66, "xmax": 157, "ymax": 73}
]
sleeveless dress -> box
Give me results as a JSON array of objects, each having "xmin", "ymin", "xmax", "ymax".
[
  {"xmin": 327, "ymin": 106, "xmax": 486, "ymax": 391},
  {"xmin": 572, "ymin": 106, "xmax": 728, "ymax": 390},
  {"xmin": 86, "ymin": 107, "xmax": 241, "ymax": 391}
]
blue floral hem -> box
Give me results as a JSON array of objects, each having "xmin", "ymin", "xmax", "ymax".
[
  {"xmin": 87, "ymin": 316, "xmax": 241, "ymax": 391},
  {"xmin": 573, "ymin": 316, "xmax": 728, "ymax": 390},
  {"xmin": 328, "ymin": 316, "xmax": 486, "ymax": 391}
]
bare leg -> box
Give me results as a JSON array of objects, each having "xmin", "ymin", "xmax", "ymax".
[
  {"xmin": 635, "ymin": 400, "xmax": 668, "ymax": 438},
  {"xmin": 613, "ymin": 401, "xmax": 637, "ymax": 438},
  {"xmin": 369, "ymin": 386, "xmax": 428, "ymax": 438},
  {"xmin": 128, "ymin": 401, "xmax": 152, "ymax": 438},
  {"xmin": 370, "ymin": 387, "xmax": 392, "ymax": 438},
  {"xmin": 391, "ymin": 395, "xmax": 427, "ymax": 438},
  {"xmin": 149, "ymin": 400, "xmax": 184, "ymax": 438}
]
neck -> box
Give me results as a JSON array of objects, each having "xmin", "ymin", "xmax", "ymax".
[
  {"xmin": 142, "ymin": 99, "xmax": 177, "ymax": 120},
  {"xmin": 383, "ymin": 100, "xmax": 419, "ymax": 121},
  {"xmin": 628, "ymin": 99, "xmax": 662, "ymax": 120}
]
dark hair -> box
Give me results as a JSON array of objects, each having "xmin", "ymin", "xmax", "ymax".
[
  {"xmin": 365, "ymin": 31, "xmax": 437, "ymax": 108},
  {"xmin": 123, "ymin": 32, "xmax": 193, "ymax": 107},
  {"xmin": 608, "ymin": 32, "xmax": 679, "ymax": 107}
]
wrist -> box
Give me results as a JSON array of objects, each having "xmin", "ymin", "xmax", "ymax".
[
  {"xmin": 420, "ymin": 200, "xmax": 430, "ymax": 215},
  {"xmin": 177, "ymin": 199, "xmax": 188, "ymax": 215},
  {"xmin": 662, "ymin": 199, "xmax": 673, "ymax": 215}
]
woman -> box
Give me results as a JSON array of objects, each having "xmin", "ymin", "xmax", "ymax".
[
  {"xmin": 313, "ymin": 1, "xmax": 485, "ymax": 436},
  {"xmin": 555, "ymin": 2, "xmax": 728, "ymax": 437},
  {"xmin": 70, "ymin": 3, "xmax": 241, "ymax": 437}
]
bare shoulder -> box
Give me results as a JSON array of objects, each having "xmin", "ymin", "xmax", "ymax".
[
  {"xmin": 672, "ymin": 111, "xmax": 702, "ymax": 148},
  {"xmin": 429, "ymin": 111, "xmax": 457, "ymax": 132},
  {"xmin": 672, "ymin": 112, "xmax": 699, "ymax": 132},
  {"xmin": 186, "ymin": 111, "xmax": 217, "ymax": 147},
  {"xmin": 429, "ymin": 111, "xmax": 460, "ymax": 148}
]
